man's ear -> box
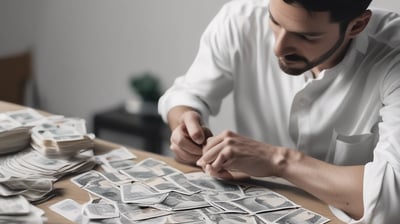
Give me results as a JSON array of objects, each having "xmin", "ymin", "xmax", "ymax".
[{"xmin": 347, "ymin": 10, "xmax": 372, "ymax": 38}]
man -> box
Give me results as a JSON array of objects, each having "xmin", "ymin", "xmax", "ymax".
[{"xmin": 158, "ymin": 0, "xmax": 400, "ymax": 223}]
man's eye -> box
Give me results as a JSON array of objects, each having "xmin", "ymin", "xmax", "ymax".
[{"xmin": 299, "ymin": 35, "xmax": 318, "ymax": 41}]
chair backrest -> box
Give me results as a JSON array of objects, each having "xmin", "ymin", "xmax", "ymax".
[{"xmin": 0, "ymin": 52, "xmax": 31, "ymax": 105}]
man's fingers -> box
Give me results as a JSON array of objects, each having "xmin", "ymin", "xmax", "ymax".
[
  {"xmin": 202, "ymin": 127, "xmax": 214, "ymax": 139},
  {"xmin": 170, "ymin": 125, "xmax": 203, "ymax": 156},
  {"xmin": 183, "ymin": 113, "xmax": 205, "ymax": 145},
  {"xmin": 211, "ymin": 148, "xmax": 233, "ymax": 170},
  {"xmin": 169, "ymin": 110, "xmax": 215, "ymax": 166},
  {"xmin": 170, "ymin": 137, "xmax": 203, "ymax": 156},
  {"xmin": 170, "ymin": 143, "xmax": 201, "ymax": 165},
  {"xmin": 197, "ymin": 141, "xmax": 224, "ymax": 167},
  {"xmin": 201, "ymin": 134, "xmax": 223, "ymax": 156},
  {"xmin": 205, "ymin": 164, "xmax": 233, "ymax": 180},
  {"xmin": 199, "ymin": 131, "xmax": 229, "ymax": 165},
  {"xmin": 186, "ymin": 124, "xmax": 204, "ymax": 145}
]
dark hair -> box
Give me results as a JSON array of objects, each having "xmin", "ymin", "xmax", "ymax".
[{"xmin": 283, "ymin": 0, "xmax": 372, "ymax": 31}]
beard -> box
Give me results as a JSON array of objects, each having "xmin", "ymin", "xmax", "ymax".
[{"xmin": 278, "ymin": 32, "xmax": 346, "ymax": 76}]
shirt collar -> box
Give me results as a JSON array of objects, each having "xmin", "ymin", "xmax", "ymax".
[
  {"xmin": 351, "ymin": 29, "xmax": 369, "ymax": 55},
  {"xmin": 304, "ymin": 30, "xmax": 369, "ymax": 82}
]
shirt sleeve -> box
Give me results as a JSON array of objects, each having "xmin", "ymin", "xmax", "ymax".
[
  {"xmin": 158, "ymin": 3, "xmax": 238, "ymax": 123},
  {"xmin": 332, "ymin": 63, "xmax": 400, "ymax": 223}
]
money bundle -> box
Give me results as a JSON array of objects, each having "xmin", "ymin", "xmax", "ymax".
[
  {"xmin": 0, "ymin": 109, "xmax": 45, "ymax": 155},
  {"xmin": 0, "ymin": 195, "xmax": 45, "ymax": 224},
  {"xmin": 31, "ymin": 118, "xmax": 95, "ymax": 158},
  {"xmin": 0, "ymin": 148, "xmax": 96, "ymax": 203}
]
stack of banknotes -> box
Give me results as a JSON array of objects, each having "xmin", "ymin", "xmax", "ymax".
[
  {"xmin": 30, "ymin": 117, "xmax": 95, "ymax": 158},
  {"xmin": 0, "ymin": 109, "xmax": 45, "ymax": 155}
]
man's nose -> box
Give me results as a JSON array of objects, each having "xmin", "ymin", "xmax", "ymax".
[{"xmin": 273, "ymin": 29, "xmax": 296, "ymax": 57}]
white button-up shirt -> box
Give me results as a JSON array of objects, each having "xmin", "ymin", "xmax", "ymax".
[{"xmin": 158, "ymin": 0, "xmax": 400, "ymax": 223}]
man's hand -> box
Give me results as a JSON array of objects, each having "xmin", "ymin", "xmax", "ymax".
[
  {"xmin": 197, "ymin": 130, "xmax": 365, "ymax": 219},
  {"xmin": 196, "ymin": 130, "xmax": 288, "ymax": 179},
  {"xmin": 167, "ymin": 106, "xmax": 213, "ymax": 165}
]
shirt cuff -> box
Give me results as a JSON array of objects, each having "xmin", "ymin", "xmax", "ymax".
[
  {"xmin": 329, "ymin": 205, "xmax": 353, "ymax": 223},
  {"xmin": 158, "ymin": 91, "xmax": 210, "ymax": 125}
]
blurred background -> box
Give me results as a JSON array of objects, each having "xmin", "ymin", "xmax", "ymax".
[{"xmin": 0, "ymin": 0, "xmax": 398, "ymax": 155}]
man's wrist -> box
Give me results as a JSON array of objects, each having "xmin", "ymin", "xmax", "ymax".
[
  {"xmin": 273, "ymin": 147, "xmax": 303, "ymax": 178},
  {"xmin": 167, "ymin": 106, "xmax": 198, "ymax": 130}
]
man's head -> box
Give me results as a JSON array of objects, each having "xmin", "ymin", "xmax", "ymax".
[
  {"xmin": 269, "ymin": 0, "xmax": 372, "ymax": 76},
  {"xmin": 283, "ymin": 0, "xmax": 372, "ymax": 31}
]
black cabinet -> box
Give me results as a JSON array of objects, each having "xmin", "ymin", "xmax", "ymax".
[{"xmin": 93, "ymin": 105, "xmax": 169, "ymax": 154}]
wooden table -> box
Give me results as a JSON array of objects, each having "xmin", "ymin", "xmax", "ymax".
[{"xmin": 0, "ymin": 101, "xmax": 344, "ymax": 224}]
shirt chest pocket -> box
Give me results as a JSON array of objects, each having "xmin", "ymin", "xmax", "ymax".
[{"xmin": 326, "ymin": 129, "xmax": 379, "ymax": 166}]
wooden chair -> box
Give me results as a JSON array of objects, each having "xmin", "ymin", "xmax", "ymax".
[{"xmin": 0, "ymin": 51, "xmax": 38, "ymax": 105}]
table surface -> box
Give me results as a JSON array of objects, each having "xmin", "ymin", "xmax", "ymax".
[{"xmin": 0, "ymin": 101, "xmax": 344, "ymax": 224}]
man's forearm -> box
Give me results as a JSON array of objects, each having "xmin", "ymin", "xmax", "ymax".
[{"xmin": 278, "ymin": 148, "xmax": 364, "ymax": 219}]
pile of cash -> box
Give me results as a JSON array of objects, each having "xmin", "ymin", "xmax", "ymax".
[
  {"xmin": 0, "ymin": 195, "xmax": 45, "ymax": 224},
  {"xmin": 0, "ymin": 108, "xmax": 95, "ymax": 158},
  {"xmin": 53, "ymin": 150, "xmax": 330, "ymax": 224},
  {"xmin": 31, "ymin": 117, "xmax": 95, "ymax": 158},
  {"xmin": 0, "ymin": 148, "xmax": 96, "ymax": 203},
  {"xmin": 0, "ymin": 109, "xmax": 45, "ymax": 155},
  {"xmin": 0, "ymin": 107, "xmax": 98, "ymax": 224}
]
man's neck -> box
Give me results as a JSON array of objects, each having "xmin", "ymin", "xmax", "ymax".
[{"xmin": 311, "ymin": 40, "xmax": 353, "ymax": 78}]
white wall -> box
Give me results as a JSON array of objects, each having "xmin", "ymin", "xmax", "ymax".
[
  {"xmin": 0, "ymin": 0, "xmax": 231, "ymax": 134},
  {"xmin": 0, "ymin": 0, "xmax": 399, "ymax": 138},
  {"xmin": 0, "ymin": 1, "xmax": 40, "ymax": 56}
]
